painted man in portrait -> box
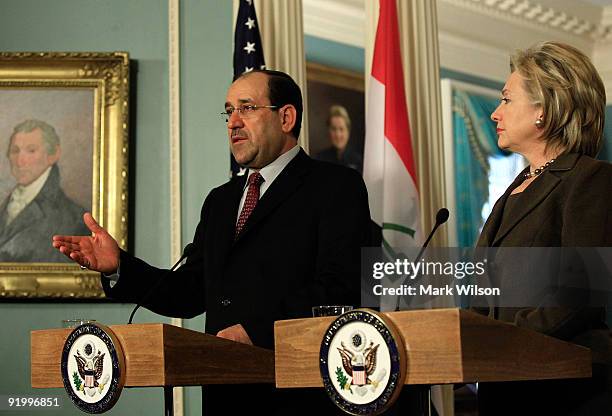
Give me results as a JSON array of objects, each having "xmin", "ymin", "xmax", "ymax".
[{"xmin": 0, "ymin": 119, "xmax": 89, "ymax": 262}]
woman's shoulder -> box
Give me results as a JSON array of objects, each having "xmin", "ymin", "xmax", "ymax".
[
  {"xmin": 562, "ymin": 154, "xmax": 611, "ymax": 201},
  {"xmin": 575, "ymin": 153, "xmax": 611, "ymax": 169},
  {"xmin": 562, "ymin": 153, "xmax": 611, "ymax": 179}
]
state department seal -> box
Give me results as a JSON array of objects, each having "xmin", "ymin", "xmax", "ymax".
[
  {"xmin": 61, "ymin": 323, "xmax": 125, "ymax": 413},
  {"xmin": 319, "ymin": 309, "xmax": 406, "ymax": 415}
]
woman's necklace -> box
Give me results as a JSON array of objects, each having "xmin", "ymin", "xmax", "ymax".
[{"xmin": 524, "ymin": 159, "xmax": 555, "ymax": 179}]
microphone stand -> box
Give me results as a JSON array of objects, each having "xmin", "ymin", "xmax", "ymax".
[
  {"xmin": 393, "ymin": 209, "xmax": 449, "ymax": 312},
  {"xmin": 391, "ymin": 209, "xmax": 449, "ymax": 416}
]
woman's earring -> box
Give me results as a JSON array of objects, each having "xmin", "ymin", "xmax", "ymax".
[{"xmin": 535, "ymin": 119, "xmax": 543, "ymax": 128}]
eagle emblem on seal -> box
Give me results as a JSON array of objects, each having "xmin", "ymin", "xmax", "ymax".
[
  {"xmin": 336, "ymin": 329, "xmax": 383, "ymax": 389},
  {"xmin": 73, "ymin": 341, "xmax": 109, "ymax": 396},
  {"xmin": 320, "ymin": 309, "xmax": 405, "ymax": 413}
]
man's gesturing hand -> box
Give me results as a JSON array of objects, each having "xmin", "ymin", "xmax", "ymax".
[{"xmin": 52, "ymin": 212, "xmax": 120, "ymax": 273}]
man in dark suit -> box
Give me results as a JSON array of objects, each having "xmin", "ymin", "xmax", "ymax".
[
  {"xmin": 53, "ymin": 70, "xmax": 371, "ymax": 414},
  {"xmin": 0, "ymin": 119, "xmax": 88, "ymax": 262}
]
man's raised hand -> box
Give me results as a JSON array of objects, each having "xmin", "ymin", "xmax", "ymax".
[{"xmin": 52, "ymin": 212, "xmax": 120, "ymax": 273}]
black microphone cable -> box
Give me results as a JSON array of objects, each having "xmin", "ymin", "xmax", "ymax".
[
  {"xmin": 127, "ymin": 243, "xmax": 196, "ymax": 324},
  {"xmin": 394, "ymin": 208, "xmax": 449, "ymax": 311}
]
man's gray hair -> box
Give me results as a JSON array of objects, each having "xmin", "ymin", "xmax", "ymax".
[{"xmin": 10, "ymin": 119, "xmax": 60, "ymax": 155}]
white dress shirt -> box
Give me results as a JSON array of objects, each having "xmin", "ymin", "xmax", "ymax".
[{"xmin": 236, "ymin": 144, "xmax": 300, "ymax": 222}]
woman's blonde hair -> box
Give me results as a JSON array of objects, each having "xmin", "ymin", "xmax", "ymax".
[
  {"xmin": 327, "ymin": 104, "xmax": 351, "ymax": 131},
  {"xmin": 510, "ymin": 41, "xmax": 605, "ymax": 157}
]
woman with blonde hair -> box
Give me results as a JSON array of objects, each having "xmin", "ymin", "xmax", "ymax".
[
  {"xmin": 477, "ymin": 41, "xmax": 612, "ymax": 415},
  {"xmin": 316, "ymin": 104, "xmax": 363, "ymax": 173}
]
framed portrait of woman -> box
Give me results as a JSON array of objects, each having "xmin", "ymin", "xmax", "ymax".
[{"xmin": 306, "ymin": 62, "xmax": 365, "ymax": 175}]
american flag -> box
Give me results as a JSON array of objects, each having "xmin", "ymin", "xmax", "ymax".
[
  {"xmin": 231, "ymin": 0, "xmax": 267, "ymax": 176},
  {"xmin": 234, "ymin": 0, "xmax": 266, "ymax": 77}
]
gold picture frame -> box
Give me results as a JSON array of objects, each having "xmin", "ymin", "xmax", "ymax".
[
  {"xmin": 306, "ymin": 62, "xmax": 365, "ymax": 168},
  {"xmin": 0, "ymin": 52, "xmax": 129, "ymax": 299}
]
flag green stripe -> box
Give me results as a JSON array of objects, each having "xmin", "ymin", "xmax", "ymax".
[{"xmin": 382, "ymin": 222, "xmax": 416, "ymax": 238}]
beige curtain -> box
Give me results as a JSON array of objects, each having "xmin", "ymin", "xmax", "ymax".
[{"xmin": 234, "ymin": 0, "xmax": 310, "ymax": 152}]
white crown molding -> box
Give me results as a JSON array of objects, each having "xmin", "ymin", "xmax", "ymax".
[
  {"xmin": 438, "ymin": 0, "xmax": 612, "ymax": 104},
  {"xmin": 439, "ymin": 0, "xmax": 612, "ymax": 42},
  {"xmin": 438, "ymin": 31, "xmax": 509, "ymax": 83},
  {"xmin": 303, "ymin": 0, "xmax": 612, "ymax": 47},
  {"xmin": 303, "ymin": 0, "xmax": 365, "ymax": 48}
]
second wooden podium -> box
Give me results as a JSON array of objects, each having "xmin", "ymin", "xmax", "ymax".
[{"xmin": 274, "ymin": 308, "xmax": 591, "ymax": 414}]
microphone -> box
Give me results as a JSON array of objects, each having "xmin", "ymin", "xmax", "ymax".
[
  {"xmin": 395, "ymin": 208, "xmax": 449, "ymax": 311},
  {"xmin": 413, "ymin": 208, "xmax": 449, "ymax": 264},
  {"xmin": 127, "ymin": 243, "xmax": 196, "ymax": 324}
]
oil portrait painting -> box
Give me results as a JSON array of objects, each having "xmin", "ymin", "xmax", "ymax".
[
  {"xmin": 0, "ymin": 89, "xmax": 94, "ymax": 263},
  {"xmin": 0, "ymin": 52, "xmax": 129, "ymax": 299}
]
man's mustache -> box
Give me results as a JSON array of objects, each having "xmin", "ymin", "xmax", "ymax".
[{"xmin": 231, "ymin": 129, "xmax": 248, "ymax": 139}]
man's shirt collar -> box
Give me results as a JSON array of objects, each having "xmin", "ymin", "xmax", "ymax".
[{"xmin": 244, "ymin": 145, "xmax": 300, "ymax": 196}]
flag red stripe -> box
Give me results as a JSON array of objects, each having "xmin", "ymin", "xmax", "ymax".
[{"xmin": 371, "ymin": 0, "xmax": 418, "ymax": 187}]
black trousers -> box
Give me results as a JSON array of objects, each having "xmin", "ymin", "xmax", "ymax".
[
  {"xmin": 478, "ymin": 367, "xmax": 612, "ymax": 416},
  {"xmin": 202, "ymin": 384, "xmax": 436, "ymax": 415}
]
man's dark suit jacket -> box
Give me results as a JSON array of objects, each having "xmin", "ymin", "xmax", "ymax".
[
  {"xmin": 475, "ymin": 152, "xmax": 612, "ymax": 415},
  {"xmin": 0, "ymin": 164, "xmax": 88, "ymax": 262},
  {"xmin": 103, "ymin": 149, "xmax": 371, "ymax": 414}
]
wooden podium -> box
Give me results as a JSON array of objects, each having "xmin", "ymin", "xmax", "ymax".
[
  {"xmin": 274, "ymin": 308, "xmax": 592, "ymax": 413},
  {"xmin": 31, "ymin": 323, "xmax": 274, "ymax": 415},
  {"xmin": 31, "ymin": 311, "xmax": 593, "ymax": 415}
]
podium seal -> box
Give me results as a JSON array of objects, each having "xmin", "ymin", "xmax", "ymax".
[
  {"xmin": 319, "ymin": 309, "xmax": 406, "ymax": 415},
  {"xmin": 61, "ymin": 323, "xmax": 125, "ymax": 413}
]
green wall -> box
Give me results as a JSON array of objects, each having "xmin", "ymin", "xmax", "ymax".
[
  {"xmin": 179, "ymin": 2, "xmax": 233, "ymax": 413},
  {"xmin": 0, "ymin": 1, "xmax": 232, "ymax": 415},
  {"xmin": 304, "ymin": 35, "xmax": 364, "ymax": 73}
]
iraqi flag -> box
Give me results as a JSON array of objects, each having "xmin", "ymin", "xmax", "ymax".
[{"xmin": 364, "ymin": 0, "xmax": 422, "ymax": 253}]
